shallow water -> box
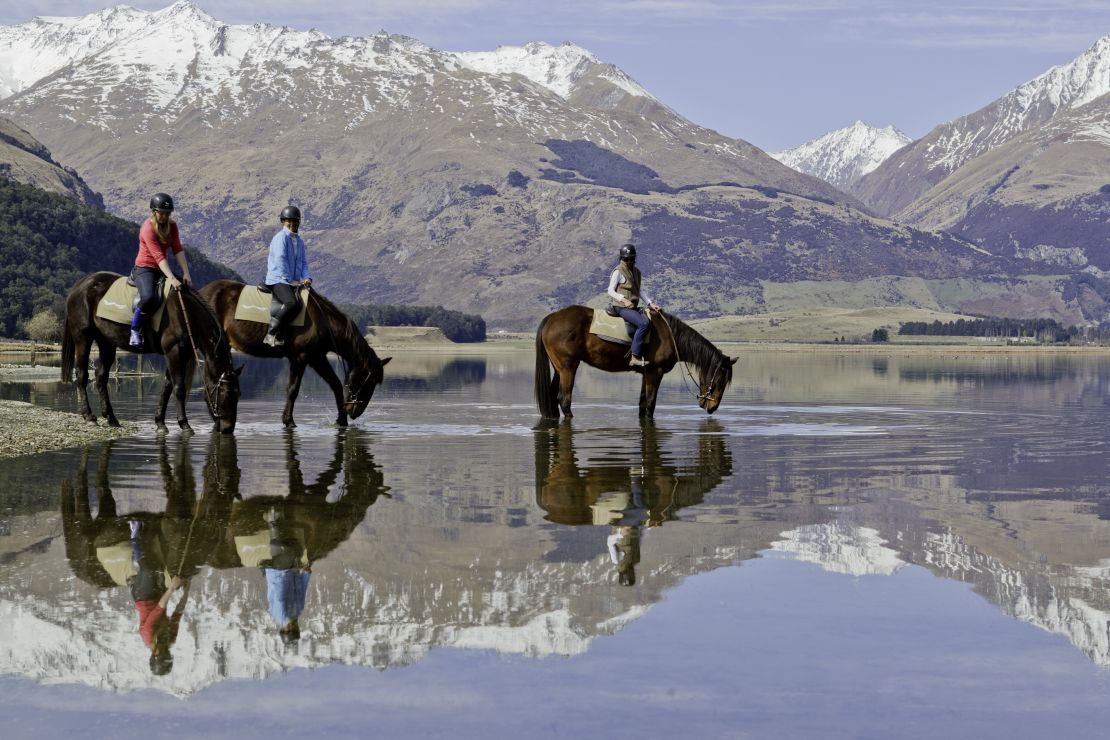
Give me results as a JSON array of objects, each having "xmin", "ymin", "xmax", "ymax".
[{"xmin": 1, "ymin": 349, "xmax": 1109, "ymax": 738}]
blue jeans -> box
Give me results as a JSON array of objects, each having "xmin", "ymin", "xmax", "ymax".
[{"xmin": 617, "ymin": 307, "xmax": 649, "ymax": 357}]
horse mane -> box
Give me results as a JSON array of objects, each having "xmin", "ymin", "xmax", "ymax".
[
  {"xmin": 179, "ymin": 286, "xmax": 232, "ymax": 364},
  {"xmin": 305, "ymin": 290, "xmax": 376, "ymax": 363},
  {"xmin": 659, "ymin": 310, "xmax": 732, "ymax": 388}
]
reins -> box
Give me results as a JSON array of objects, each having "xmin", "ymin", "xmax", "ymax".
[{"xmin": 175, "ymin": 287, "xmax": 227, "ymax": 420}]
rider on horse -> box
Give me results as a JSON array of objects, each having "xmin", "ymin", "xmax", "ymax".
[
  {"xmin": 264, "ymin": 205, "xmax": 312, "ymax": 347},
  {"xmin": 130, "ymin": 193, "xmax": 192, "ymax": 347},
  {"xmin": 607, "ymin": 243, "xmax": 660, "ymax": 368}
]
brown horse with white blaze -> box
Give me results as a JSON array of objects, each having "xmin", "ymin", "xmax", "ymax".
[
  {"xmin": 61, "ymin": 272, "xmax": 242, "ymax": 433},
  {"xmin": 535, "ymin": 305, "xmax": 736, "ymax": 420},
  {"xmin": 200, "ymin": 280, "xmax": 390, "ymax": 428}
]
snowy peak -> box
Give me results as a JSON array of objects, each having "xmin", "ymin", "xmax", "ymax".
[
  {"xmin": 771, "ymin": 121, "xmax": 910, "ymax": 190},
  {"xmin": 453, "ymin": 41, "xmax": 654, "ymax": 101}
]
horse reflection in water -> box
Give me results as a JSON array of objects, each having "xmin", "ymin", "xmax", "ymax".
[
  {"xmin": 218, "ymin": 432, "xmax": 388, "ymax": 645},
  {"xmin": 533, "ymin": 421, "xmax": 733, "ymax": 585},
  {"xmin": 60, "ymin": 430, "xmax": 388, "ymax": 669}
]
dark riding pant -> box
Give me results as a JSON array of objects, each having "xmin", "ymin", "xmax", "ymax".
[
  {"xmin": 267, "ymin": 283, "xmax": 301, "ymax": 335},
  {"xmin": 617, "ymin": 307, "xmax": 649, "ymax": 357},
  {"xmin": 131, "ymin": 267, "xmax": 163, "ymax": 330}
]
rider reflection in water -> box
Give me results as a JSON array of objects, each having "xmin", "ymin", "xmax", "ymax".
[
  {"xmin": 604, "ymin": 474, "xmax": 649, "ymax": 586},
  {"xmin": 127, "ymin": 519, "xmax": 189, "ymax": 675},
  {"xmin": 258, "ymin": 506, "xmax": 312, "ymax": 646}
]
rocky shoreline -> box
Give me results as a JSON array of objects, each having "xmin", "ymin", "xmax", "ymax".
[{"xmin": 0, "ymin": 400, "xmax": 138, "ymax": 459}]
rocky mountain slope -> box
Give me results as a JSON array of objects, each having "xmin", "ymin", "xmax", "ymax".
[
  {"xmin": 0, "ymin": 2, "xmax": 1103, "ymax": 327},
  {"xmin": 898, "ymin": 93, "xmax": 1110, "ymax": 283},
  {"xmin": 0, "ymin": 117, "xmax": 101, "ymax": 206},
  {"xmin": 771, "ymin": 121, "xmax": 910, "ymax": 191},
  {"xmin": 853, "ymin": 34, "xmax": 1110, "ymax": 217}
]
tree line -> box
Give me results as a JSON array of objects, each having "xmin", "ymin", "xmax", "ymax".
[
  {"xmin": 339, "ymin": 303, "xmax": 486, "ymax": 343},
  {"xmin": 899, "ymin": 317, "xmax": 1110, "ymax": 344}
]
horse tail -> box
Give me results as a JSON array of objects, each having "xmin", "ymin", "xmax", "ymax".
[
  {"xmin": 534, "ymin": 316, "xmax": 560, "ymax": 418},
  {"xmin": 60, "ymin": 308, "xmax": 75, "ymax": 383}
]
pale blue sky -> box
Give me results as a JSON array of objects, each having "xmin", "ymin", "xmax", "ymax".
[{"xmin": 3, "ymin": 1, "xmax": 1108, "ymax": 151}]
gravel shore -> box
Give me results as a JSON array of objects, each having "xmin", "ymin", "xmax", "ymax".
[{"xmin": 0, "ymin": 400, "xmax": 138, "ymax": 459}]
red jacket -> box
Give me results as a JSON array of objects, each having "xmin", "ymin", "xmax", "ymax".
[{"xmin": 135, "ymin": 219, "xmax": 182, "ymax": 269}]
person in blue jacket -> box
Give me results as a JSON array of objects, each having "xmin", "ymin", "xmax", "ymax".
[
  {"xmin": 259, "ymin": 506, "xmax": 311, "ymax": 646},
  {"xmin": 264, "ymin": 205, "xmax": 312, "ymax": 347}
]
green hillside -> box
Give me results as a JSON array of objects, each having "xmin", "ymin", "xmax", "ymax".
[{"xmin": 0, "ymin": 176, "xmax": 240, "ymax": 337}]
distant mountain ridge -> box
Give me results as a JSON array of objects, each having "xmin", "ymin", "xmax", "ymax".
[
  {"xmin": 0, "ymin": 117, "xmax": 101, "ymax": 206},
  {"xmin": 853, "ymin": 34, "xmax": 1110, "ymax": 217},
  {"xmin": 771, "ymin": 121, "xmax": 910, "ymax": 190}
]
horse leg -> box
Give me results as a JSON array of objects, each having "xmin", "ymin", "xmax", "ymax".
[
  {"xmin": 93, "ymin": 341, "xmax": 120, "ymax": 427},
  {"xmin": 308, "ymin": 354, "xmax": 348, "ymax": 427},
  {"xmin": 639, "ymin": 369, "xmax": 664, "ymax": 420},
  {"xmin": 555, "ymin": 361, "xmax": 579, "ymax": 419},
  {"xmin": 73, "ymin": 334, "xmax": 96, "ymax": 422},
  {"xmin": 166, "ymin": 346, "xmax": 195, "ymax": 433},
  {"xmin": 154, "ymin": 368, "xmax": 174, "ymax": 434},
  {"xmin": 283, "ymin": 356, "xmax": 308, "ymax": 429}
]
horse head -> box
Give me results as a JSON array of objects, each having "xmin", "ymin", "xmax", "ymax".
[
  {"xmin": 696, "ymin": 355, "xmax": 737, "ymax": 414},
  {"xmin": 203, "ymin": 362, "xmax": 244, "ymax": 434},
  {"xmin": 343, "ymin": 352, "xmax": 391, "ymax": 420}
]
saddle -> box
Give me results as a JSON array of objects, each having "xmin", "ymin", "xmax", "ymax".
[
  {"xmin": 587, "ymin": 307, "xmax": 649, "ymax": 347},
  {"xmin": 233, "ymin": 285, "xmax": 309, "ymax": 326},
  {"xmin": 94, "ymin": 276, "xmax": 170, "ymax": 329}
]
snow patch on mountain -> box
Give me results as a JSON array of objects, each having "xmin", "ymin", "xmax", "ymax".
[
  {"xmin": 454, "ymin": 41, "xmax": 654, "ymax": 101},
  {"xmin": 772, "ymin": 121, "xmax": 910, "ymax": 190}
]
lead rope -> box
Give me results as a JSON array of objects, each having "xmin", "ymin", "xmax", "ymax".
[{"xmin": 176, "ymin": 288, "xmax": 220, "ymax": 419}]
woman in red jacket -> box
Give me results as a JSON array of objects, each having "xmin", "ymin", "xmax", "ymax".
[{"xmin": 130, "ymin": 193, "xmax": 192, "ymax": 347}]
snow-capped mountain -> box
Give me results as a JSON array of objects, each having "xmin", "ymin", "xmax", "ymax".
[
  {"xmin": 771, "ymin": 121, "xmax": 910, "ymax": 190},
  {"xmin": 853, "ymin": 33, "xmax": 1110, "ymax": 216},
  {"xmin": 770, "ymin": 521, "xmax": 905, "ymax": 576}
]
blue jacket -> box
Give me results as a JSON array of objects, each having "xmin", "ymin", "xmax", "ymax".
[
  {"xmin": 264, "ymin": 568, "xmax": 310, "ymax": 626},
  {"xmin": 265, "ymin": 228, "xmax": 310, "ymax": 286}
]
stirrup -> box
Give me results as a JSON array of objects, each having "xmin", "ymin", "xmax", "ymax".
[
  {"xmin": 129, "ymin": 329, "xmax": 143, "ymax": 347},
  {"xmin": 263, "ymin": 332, "xmax": 284, "ymax": 347},
  {"xmin": 629, "ymin": 356, "xmax": 649, "ymax": 367}
]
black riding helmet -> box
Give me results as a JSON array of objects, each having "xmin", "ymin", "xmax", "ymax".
[
  {"xmin": 280, "ymin": 205, "xmax": 302, "ymax": 221},
  {"xmin": 149, "ymin": 193, "xmax": 174, "ymax": 212},
  {"xmin": 619, "ymin": 243, "xmax": 636, "ymax": 261}
]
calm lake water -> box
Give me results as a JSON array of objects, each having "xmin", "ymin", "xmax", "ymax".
[{"xmin": 1, "ymin": 348, "xmax": 1109, "ymax": 739}]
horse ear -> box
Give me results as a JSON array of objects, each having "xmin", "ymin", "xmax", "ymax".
[
  {"xmin": 381, "ymin": 356, "xmax": 392, "ymax": 366},
  {"xmin": 729, "ymin": 357, "xmax": 738, "ymax": 365},
  {"xmin": 234, "ymin": 364, "xmax": 245, "ymax": 376}
]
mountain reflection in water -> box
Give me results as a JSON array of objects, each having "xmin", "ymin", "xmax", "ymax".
[{"xmin": 0, "ymin": 350, "xmax": 1108, "ymax": 723}]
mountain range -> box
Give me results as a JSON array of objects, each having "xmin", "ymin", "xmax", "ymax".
[{"xmin": 0, "ymin": 2, "xmax": 1106, "ymax": 329}]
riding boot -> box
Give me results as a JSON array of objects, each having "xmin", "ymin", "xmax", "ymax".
[
  {"xmin": 264, "ymin": 318, "xmax": 284, "ymax": 347},
  {"xmin": 629, "ymin": 356, "xmax": 649, "ymax": 367},
  {"xmin": 129, "ymin": 308, "xmax": 145, "ymax": 347}
]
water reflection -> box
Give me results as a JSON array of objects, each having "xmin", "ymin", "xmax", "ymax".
[
  {"xmin": 50, "ymin": 429, "xmax": 388, "ymax": 688},
  {"xmin": 535, "ymin": 421, "xmax": 733, "ymax": 586}
]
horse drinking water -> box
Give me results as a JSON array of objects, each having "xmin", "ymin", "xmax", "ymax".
[
  {"xmin": 61, "ymin": 272, "xmax": 241, "ymax": 433},
  {"xmin": 535, "ymin": 305, "xmax": 736, "ymax": 420},
  {"xmin": 200, "ymin": 280, "xmax": 390, "ymax": 428}
]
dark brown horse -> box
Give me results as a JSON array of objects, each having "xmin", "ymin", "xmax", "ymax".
[
  {"xmin": 61, "ymin": 272, "xmax": 241, "ymax": 433},
  {"xmin": 535, "ymin": 306, "xmax": 736, "ymax": 419},
  {"xmin": 200, "ymin": 280, "xmax": 390, "ymax": 428}
]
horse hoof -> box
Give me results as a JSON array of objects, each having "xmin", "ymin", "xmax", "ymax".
[
  {"xmin": 107, "ymin": 419, "xmax": 121, "ymax": 428},
  {"xmin": 336, "ymin": 418, "xmax": 348, "ymax": 428},
  {"xmin": 156, "ymin": 424, "xmax": 169, "ymax": 434},
  {"xmin": 284, "ymin": 420, "xmax": 297, "ymax": 429},
  {"xmin": 178, "ymin": 422, "xmax": 194, "ymax": 434}
]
